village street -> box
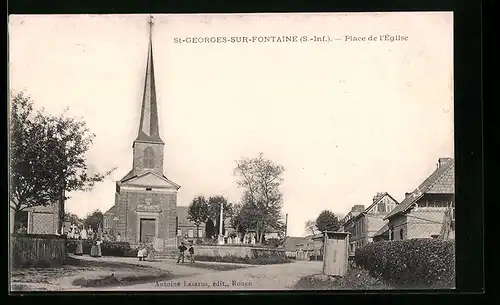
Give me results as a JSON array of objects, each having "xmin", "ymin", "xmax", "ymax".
[{"xmin": 63, "ymin": 255, "xmax": 322, "ymax": 291}]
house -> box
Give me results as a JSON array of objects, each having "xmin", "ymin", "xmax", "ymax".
[
  {"xmin": 102, "ymin": 205, "xmax": 117, "ymax": 234},
  {"xmin": 284, "ymin": 237, "xmax": 306, "ymax": 259},
  {"xmin": 348, "ymin": 192, "xmax": 399, "ymax": 252},
  {"xmin": 383, "ymin": 157, "xmax": 455, "ymax": 240},
  {"xmin": 10, "ymin": 200, "xmax": 61, "ymax": 235},
  {"xmin": 176, "ymin": 205, "xmax": 206, "ymax": 238},
  {"xmin": 372, "ymin": 223, "xmax": 389, "ymax": 242},
  {"xmin": 339, "ymin": 205, "xmax": 365, "ymax": 255}
]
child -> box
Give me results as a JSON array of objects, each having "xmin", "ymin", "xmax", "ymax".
[
  {"xmin": 177, "ymin": 242, "xmax": 187, "ymax": 263},
  {"xmin": 188, "ymin": 242, "xmax": 195, "ymax": 264},
  {"xmin": 137, "ymin": 243, "xmax": 146, "ymax": 261}
]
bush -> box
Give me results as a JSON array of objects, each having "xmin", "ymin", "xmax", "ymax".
[
  {"xmin": 265, "ymin": 238, "xmax": 282, "ymax": 248},
  {"xmin": 354, "ymin": 239, "xmax": 455, "ymax": 289},
  {"xmin": 66, "ymin": 240, "xmax": 132, "ymax": 257},
  {"xmin": 194, "ymin": 254, "xmax": 291, "ymax": 265},
  {"xmin": 293, "ymin": 267, "xmax": 394, "ymax": 290}
]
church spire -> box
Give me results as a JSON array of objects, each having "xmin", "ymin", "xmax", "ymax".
[{"xmin": 136, "ymin": 15, "xmax": 163, "ymax": 144}]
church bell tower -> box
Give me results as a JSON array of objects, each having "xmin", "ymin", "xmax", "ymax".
[
  {"xmin": 112, "ymin": 16, "xmax": 180, "ymax": 247},
  {"xmin": 132, "ymin": 16, "xmax": 165, "ymax": 177}
]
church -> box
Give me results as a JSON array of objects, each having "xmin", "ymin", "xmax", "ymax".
[{"xmin": 104, "ymin": 18, "xmax": 180, "ymax": 248}]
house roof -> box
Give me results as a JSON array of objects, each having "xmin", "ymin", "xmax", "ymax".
[
  {"xmin": 176, "ymin": 206, "xmax": 195, "ymax": 227},
  {"xmin": 353, "ymin": 192, "xmax": 400, "ymax": 222},
  {"xmin": 373, "ymin": 222, "xmax": 389, "ymax": 237},
  {"xmin": 384, "ymin": 158, "xmax": 455, "ymax": 220},
  {"xmin": 284, "ymin": 237, "xmax": 307, "ymax": 251},
  {"xmin": 104, "ymin": 205, "xmax": 116, "ymax": 216}
]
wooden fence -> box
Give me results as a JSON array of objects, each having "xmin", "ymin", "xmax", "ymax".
[{"xmin": 10, "ymin": 234, "xmax": 67, "ymax": 268}]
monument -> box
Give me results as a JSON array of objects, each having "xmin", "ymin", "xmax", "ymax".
[{"xmin": 110, "ymin": 16, "xmax": 180, "ymax": 247}]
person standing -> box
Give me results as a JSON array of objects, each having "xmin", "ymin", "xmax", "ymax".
[
  {"xmin": 188, "ymin": 242, "xmax": 195, "ymax": 264},
  {"xmin": 146, "ymin": 242, "xmax": 155, "ymax": 262},
  {"xmin": 177, "ymin": 242, "xmax": 187, "ymax": 263},
  {"xmin": 75, "ymin": 236, "xmax": 84, "ymax": 256},
  {"xmin": 90, "ymin": 234, "xmax": 99, "ymax": 258},
  {"xmin": 96, "ymin": 237, "xmax": 102, "ymax": 257}
]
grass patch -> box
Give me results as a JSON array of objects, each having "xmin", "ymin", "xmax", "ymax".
[
  {"xmin": 293, "ymin": 267, "xmax": 395, "ymax": 290},
  {"xmin": 11, "ymin": 256, "xmax": 167, "ymax": 288},
  {"xmin": 195, "ymin": 255, "xmax": 291, "ymax": 265},
  {"xmin": 72, "ymin": 272, "xmax": 173, "ymax": 288}
]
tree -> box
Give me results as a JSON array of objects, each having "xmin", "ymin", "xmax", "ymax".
[
  {"xmin": 233, "ymin": 153, "xmax": 285, "ymax": 243},
  {"xmin": 83, "ymin": 210, "xmax": 103, "ymax": 231},
  {"xmin": 207, "ymin": 195, "xmax": 233, "ymax": 238},
  {"xmin": 305, "ymin": 219, "xmax": 318, "ymax": 236},
  {"xmin": 64, "ymin": 212, "xmax": 83, "ymax": 226},
  {"xmin": 9, "ymin": 91, "xmax": 116, "ymax": 232},
  {"xmin": 187, "ymin": 196, "xmax": 210, "ymax": 238},
  {"xmin": 315, "ymin": 210, "xmax": 341, "ymax": 232}
]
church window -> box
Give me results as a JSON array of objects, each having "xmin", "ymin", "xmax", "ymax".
[
  {"xmin": 104, "ymin": 218, "xmax": 108, "ymax": 229},
  {"xmin": 198, "ymin": 229, "xmax": 203, "ymax": 237},
  {"xmin": 144, "ymin": 147, "xmax": 155, "ymax": 168},
  {"xmin": 177, "ymin": 229, "xmax": 182, "ymax": 236},
  {"xmin": 399, "ymin": 228, "xmax": 404, "ymax": 240},
  {"xmin": 188, "ymin": 229, "xmax": 194, "ymax": 238}
]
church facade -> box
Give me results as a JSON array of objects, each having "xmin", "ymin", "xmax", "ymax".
[{"xmin": 106, "ymin": 20, "xmax": 180, "ymax": 247}]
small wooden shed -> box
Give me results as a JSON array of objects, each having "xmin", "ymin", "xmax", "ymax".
[{"xmin": 314, "ymin": 231, "xmax": 350, "ymax": 277}]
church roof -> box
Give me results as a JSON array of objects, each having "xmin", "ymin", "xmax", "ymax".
[
  {"xmin": 104, "ymin": 205, "xmax": 116, "ymax": 216},
  {"xmin": 135, "ymin": 19, "xmax": 163, "ymax": 144}
]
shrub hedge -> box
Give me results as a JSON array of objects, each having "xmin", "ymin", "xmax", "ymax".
[
  {"xmin": 66, "ymin": 240, "xmax": 136, "ymax": 257},
  {"xmin": 194, "ymin": 254, "xmax": 291, "ymax": 265},
  {"xmin": 354, "ymin": 238, "xmax": 455, "ymax": 289}
]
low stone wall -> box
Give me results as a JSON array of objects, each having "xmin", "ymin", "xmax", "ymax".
[
  {"xmin": 10, "ymin": 234, "xmax": 67, "ymax": 268},
  {"xmin": 195, "ymin": 245, "xmax": 285, "ymax": 258}
]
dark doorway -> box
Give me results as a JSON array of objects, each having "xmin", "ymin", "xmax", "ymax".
[
  {"xmin": 140, "ymin": 218, "xmax": 155, "ymax": 242},
  {"xmin": 14, "ymin": 211, "xmax": 28, "ymax": 232}
]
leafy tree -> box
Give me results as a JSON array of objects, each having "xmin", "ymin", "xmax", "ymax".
[
  {"xmin": 207, "ymin": 195, "xmax": 233, "ymax": 237},
  {"xmin": 64, "ymin": 212, "xmax": 83, "ymax": 226},
  {"xmin": 305, "ymin": 219, "xmax": 318, "ymax": 236},
  {"xmin": 9, "ymin": 91, "xmax": 116, "ymax": 232},
  {"xmin": 315, "ymin": 210, "xmax": 341, "ymax": 232},
  {"xmin": 187, "ymin": 196, "xmax": 210, "ymax": 238},
  {"xmin": 233, "ymin": 153, "xmax": 285, "ymax": 243},
  {"xmin": 83, "ymin": 209, "xmax": 103, "ymax": 231}
]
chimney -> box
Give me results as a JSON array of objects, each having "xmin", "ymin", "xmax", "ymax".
[
  {"xmin": 351, "ymin": 205, "xmax": 365, "ymax": 212},
  {"xmin": 438, "ymin": 157, "xmax": 453, "ymax": 169},
  {"xmin": 373, "ymin": 192, "xmax": 385, "ymax": 203}
]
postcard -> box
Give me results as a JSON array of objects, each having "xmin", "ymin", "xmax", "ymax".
[{"xmin": 9, "ymin": 12, "xmax": 454, "ymax": 292}]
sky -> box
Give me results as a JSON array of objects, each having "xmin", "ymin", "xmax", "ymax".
[{"xmin": 9, "ymin": 13, "xmax": 454, "ymax": 237}]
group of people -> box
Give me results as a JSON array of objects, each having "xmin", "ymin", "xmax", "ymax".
[
  {"xmin": 177, "ymin": 241, "xmax": 195, "ymax": 264},
  {"xmin": 72, "ymin": 232, "xmax": 103, "ymax": 258},
  {"xmin": 137, "ymin": 242, "xmax": 155, "ymax": 261}
]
